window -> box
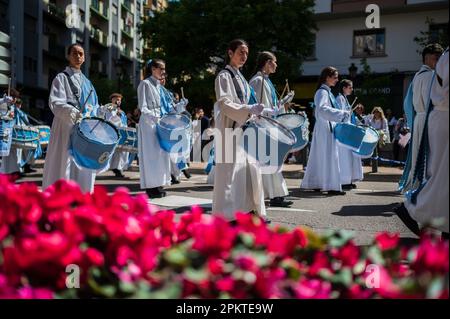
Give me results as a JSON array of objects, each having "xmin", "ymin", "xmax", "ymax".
[
  {"xmin": 353, "ymin": 29, "xmax": 386, "ymax": 58},
  {"xmin": 112, "ymin": 32, "xmax": 118, "ymax": 45},
  {"xmin": 112, "ymin": 4, "xmax": 118, "ymax": 15},
  {"xmin": 429, "ymin": 23, "xmax": 448, "ymax": 45}
]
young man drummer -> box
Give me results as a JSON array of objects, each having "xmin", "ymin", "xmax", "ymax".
[{"xmin": 42, "ymin": 43, "xmax": 99, "ymax": 193}]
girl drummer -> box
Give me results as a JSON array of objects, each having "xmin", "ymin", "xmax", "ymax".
[{"xmin": 249, "ymin": 51, "xmax": 293, "ymax": 207}]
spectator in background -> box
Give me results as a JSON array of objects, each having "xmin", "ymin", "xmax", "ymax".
[
  {"xmin": 392, "ymin": 114, "xmax": 410, "ymax": 165},
  {"xmin": 386, "ymin": 108, "xmax": 398, "ymax": 142},
  {"xmin": 367, "ymin": 107, "xmax": 390, "ymax": 147},
  {"xmin": 353, "ymin": 103, "xmax": 367, "ymax": 126}
]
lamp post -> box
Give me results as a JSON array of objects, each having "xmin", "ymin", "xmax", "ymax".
[{"xmin": 348, "ymin": 63, "xmax": 358, "ymax": 79}]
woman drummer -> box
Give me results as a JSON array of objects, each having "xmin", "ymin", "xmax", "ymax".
[
  {"xmin": 249, "ymin": 51, "xmax": 293, "ymax": 207},
  {"xmin": 301, "ymin": 66, "xmax": 351, "ymax": 195},
  {"xmin": 212, "ymin": 39, "xmax": 267, "ymax": 223},
  {"xmin": 336, "ymin": 79, "xmax": 363, "ymax": 189}
]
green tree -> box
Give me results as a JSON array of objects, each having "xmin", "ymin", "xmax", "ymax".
[
  {"xmin": 141, "ymin": 0, "xmax": 317, "ymax": 111},
  {"xmin": 91, "ymin": 76, "xmax": 138, "ymax": 113},
  {"xmin": 414, "ymin": 18, "xmax": 448, "ymax": 53}
]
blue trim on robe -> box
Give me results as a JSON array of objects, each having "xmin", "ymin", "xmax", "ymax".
[
  {"xmin": 79, "ymin": 74, "xmax": 99, "ymax": 117},
  {"xmin": 267, "ymin": 78, "xmax": 279, "ymax": 107}
]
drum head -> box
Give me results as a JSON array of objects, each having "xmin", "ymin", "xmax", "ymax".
[
  {"xmin": 251, "ymin": 116, "xmax": 296, "ymax": 144},
  {"xmin": 276, "ymin": 113, "xmax": 306, "ymax": 129},
  {"xmin": 79, "ymin": 118, "xmax": 119, "ymax": 144},
  {"xmin": 159, "ymin": 114, "xmax": 191, "ymax": 129},
  {"xmin": 363, "ymin": 127, "xmax": 379, "ymax": 143}
]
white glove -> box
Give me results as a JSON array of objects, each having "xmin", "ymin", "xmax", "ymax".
[
  {"xmin": 70, "ymin": 108, "xmax": 82, "ymax": 124},
  {"xmin": 248, "ymin": 103, "xmax": 264, "ymax": 116},
  {"xmin": 341, "ymin": 111, "xmax": 351, "ymax": 123},
  {"xmin": 262, "ymin": 108, "xmax": 278, "ymax": 117},
  {"xmin": 280, "ymin": 91, "xmax": 295, "ymax": 106},
  {"xmin": 1, "ymin": 95, "xmax": 14, "ymax": 104}
]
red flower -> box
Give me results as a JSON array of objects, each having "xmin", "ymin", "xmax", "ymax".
[
  {"xmin": 85, "ymin": 248, "xmax": 105, "ymax": 267},
  {"xmin": 207, "ymin": 258, "xmax": 225, "ymax": 275},
  {"xmin": 411, "ymin": 235, "xmax": 449, "ymax": 274},
  {"xmin": 332, "ymin": 241, "xmax": 360, "ymax": 267},
  {"xmin": 309, "ymin": 251, "xmax": 330, "ymax": 276},
  {"xmin": 375, "ymin": 233, "xmax": 400, "ymax": 251},
  {"xmin": 235, "ymin": 255, "xmax": 257, "ymax": 272}
]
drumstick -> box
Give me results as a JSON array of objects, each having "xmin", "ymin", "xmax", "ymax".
[
  {"xmin": 286, "ymin": 79, "xmax": 290, "ymax": 92},
  {"xmin": 351, "ymin": 96, "xmax": 358, "ymax": 108},
  {"xmin": 181, "ymin": 87, "xmax": 185, "ymax": 100},
  {"xmin": 7, "ymin": 78, "xmax": 11, "ymax": 97},
  {"xmin": 279, "ymin": 82, "xmax": 288, "ymax": 103}
]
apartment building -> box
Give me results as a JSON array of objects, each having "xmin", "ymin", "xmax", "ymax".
[
  {"xmin": 0, "ymin": 0, "xmax": 144, "ymax": 121},
  {"xmin": 296, "ymin": 0, "xmax": 448, "ymax": 114}
]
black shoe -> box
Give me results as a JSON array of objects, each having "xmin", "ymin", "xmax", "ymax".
[
  {"xmin": 394, "ymin": 203, "xmax": 420, "ymax": 236},
  {"xmin": 171, "ymin": 175, "xmax": 180, "ymax": 185},
  {"xmin": 269, "ymin": 197, "xmax": 293, "ymax": 208},
  {"xmin": 342, "ymin": 184, "xmax": 353, "ymax": 190},
  {"xmin": 182, "ymin": 170, "xmax": 191, "ymax": 179},
  {"xmin": 112, "ymin": 169, "xmax": 125, "ymax": 178},
  {"xmin": 23, "ymin": 164, "xmax": 36, "ymax": 174},
  {"xmin": 351, "ymin": 184, "xmax": 357, "ymax": 189},
  {"xmin": 262, "ymin": 218, "xmax": 272, "ymax": 225},
  {"xmin": 328, "ymin": 190, "xmax": 346, "ymax": 196},
  {"xmin": 313, "ymin": 189, "xmax": 322, "ymax": 192},
  {"xmin": 146, "ymin": 188, "xmax": 166, "ymax": 199}
]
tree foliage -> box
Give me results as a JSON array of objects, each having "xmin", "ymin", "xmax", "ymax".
[{"xmin": 141, "ymin": 0, "xmax": 317, "ymax": 111}]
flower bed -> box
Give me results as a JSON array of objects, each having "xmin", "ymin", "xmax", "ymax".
[{"xmin": 0, "ymin": 175, "xmax": 448, "ymax": 299}]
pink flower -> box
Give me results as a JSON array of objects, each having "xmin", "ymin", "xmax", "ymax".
[
  {"xmin": 207, "ymin": 258, "xmax": 225, "ymax": 275},
  {"xmin": 375, "ymin": 233, "xmax": 400, "ymax": 251},
  {"xmin": 215, "ymin": 277, "xmax": 235, "ymax": 292},
  {"xmin": 309, "ymin": 251, "xmax": 330, "ymax": 276},
  {"xmin": 295, "ymin": 279, "xmax": 332, "ymax": 299},
  {"xmin": 235, "ymin": 255, "xmax": 257, "ymax": 272},
  {"xmin": 192, "ymin": 217, "xmax": 236, "ymax": 257},
  {"xmin": 85, "ymin": 248, "xmax": 105, "ymax": 267},
  {"xmin": 412, "ymin": 235, "xmax": 449, "ymax": 274}
]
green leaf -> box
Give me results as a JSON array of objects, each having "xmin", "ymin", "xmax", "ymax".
[
  {"xmin": 164, "ymin": 248, "xmax": 189, "ymax": 267},
  {"xmin": 367, "ymin": 246, "xmax": 386, "ymax": 266},
  {"xmin": 184, "ymin": 267, "xmax": 209, "ymax": 284},
  {"xmin": 427, "ymin": 278, "xmax": 445, "ymax": 299}
]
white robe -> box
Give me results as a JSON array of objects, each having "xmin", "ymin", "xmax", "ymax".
[
  {"xmin": 336, "ymin": 94, "xmax": 363, "ymax": 185},
  {"xmin": 403, "ymin": 65, "xmax": 434, "ymax": 192},
  {"xmin": 105, "ymin": 110, "xmax": 129, "ymax": 172},
  {"xmin": 212, "ymin": 66, "xmax": 266, "ymax": 220},
  {"xmin": 405, "ymin": 48, "xmax": 449, "ymax": 233},
  {"xmin": 42, "ymin": 67, "xmax": 96, "ymax": 193},
  {"xmin": 0, "ymin": 147, "xmax": 22, "ymax": 174},
  {"xmin": 249, "ymin": 72, "xmax": 289, "ymax": 199},
  {"xmin": 301, "ymin": 85, "xmax": 348, "ymax": 191},
  {"xmin": 137, "ymin": 76, "xmax": 171, "ymax": 189}
]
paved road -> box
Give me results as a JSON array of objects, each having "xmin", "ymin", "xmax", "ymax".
[{"xmin": 14, "ymin": 160, "xmax": 417, "ymax": 245}]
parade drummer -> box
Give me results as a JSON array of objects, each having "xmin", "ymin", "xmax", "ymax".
[
  {"xmin": 396, "ymin": 47, "xmax": 449, "ymax": 239},
  {"xmin": 249, "ymin": 51, "xmax": 293, "ymax": 208},
  {"xmin": 336, "ymin": 79, "xmax": 363, "ymax": 190},
  {"xmin": 106, "ymin": 93, "xmax": 129, "ymax": 178},
  {"xmin": 212, "ymin": 39, "xmax": 267, "ymax": 223},
  {"xmin": 0, "ymin": 90, "xmax": 28, "ymax": 176},
  {"xmin": 42, "ymin": 43, "xmax": 99, "ymax": 193},
  {"xmin": 137, "ymin": 59, "xmax": 172, "ymax": 199},
  {"xmin": 402, "ymin": 43, "xmax": 444, "ymax": 192},
  {"xmin": 301, "ymin": 67, "xmax": 351, "ymax": 195}
]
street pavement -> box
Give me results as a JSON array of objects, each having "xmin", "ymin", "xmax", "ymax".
[{"xmin": 14, "ymin": 160, "xmax": 417, "ymax": 246}]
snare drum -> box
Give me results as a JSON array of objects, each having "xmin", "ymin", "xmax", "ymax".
[
  {"xmin": 353, "ymin": 127, "xmax": 379, "ymax": 159},
  {"xmin": 242, "ymin": 116, "xmax": 296, "ymax": 173},
  {"xmin": 11, "ymin": 126, "xmax": 40, "ymax": 150},
  {"xmin": 117, "ymin": 127, "xmax": 138, "ymax": 153},
  {"xmin": 333, "ymin": 123, "xmax": 366, "ymax": 151},
  {"xmin": 36, "ymin": 125, "xmax": 51, "ymax": 147},
  {"xmin": 156, "ymin": 114, "xmax": 191, "ymax": 156},
  {"xmin": 0, "ymin": 119, "xmax": 13, "ymax": 156},
  {"xmin": 69, "ymin": 117, "xmax": 119, "ymax": 170},
  {"xmin": 276, "ymin": 113, "xmax": 309, "ymax": 152}
]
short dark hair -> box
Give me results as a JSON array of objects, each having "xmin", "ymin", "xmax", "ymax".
[
  {"xmin": 225, "ymin": 39, "xmax": 249, "ymax": 64},
  {"xmin": 144, "ymin": 59, "xmax": 165, "ymax": 78},
  {"xmin": 422, "ymin": 43, "xmax": 444, "ymax": 63},
  {"xmin": 110, "ymin": 93, "xmax": 123, "ymax": 100},
  {"xmin": 67, "ymin": 43, "xmax": 84, "ymax": 56}
]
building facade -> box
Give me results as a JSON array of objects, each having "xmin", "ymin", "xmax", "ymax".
[
  {"xmin": 296, "ymin": 0, "xmax": 448, "ymax": 115},
  {"xmin": 0, "ymin": 0, "xmax": 144, "ymax": 122}
]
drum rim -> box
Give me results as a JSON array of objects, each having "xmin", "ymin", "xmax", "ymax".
[
  {"xmin": 247, "ymin": 115, "xmax": 297, "ymax": 146},
  {"xmin": 77, "ymin": 117, "xmax": 119, "ymax": 146},
  {"xmin": 275, "ymin": 112, "xmax": 306, "ymax": 127},
  {"xmin": 158, "ymin": 114, "xmax": 191, "ymax": 130}
]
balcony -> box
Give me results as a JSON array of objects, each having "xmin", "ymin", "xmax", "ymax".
[
  {"xmin": 120, "ymin": 45, "xmax": 133, "ymax": 61},
  {"xmin": 90, "ymin": 28, "xmax": 108, "ymax": 47},
  {"xmin": 122, "ymin": 0, "xmax": 134, "ymax": 13},
  {"xmin": 121, "ymin": 22, "xmax": 134, "ymax": 39},
  {"xmin": 90, "ymin": 0, "xmax": 109, "ymax": 20},
  {"xmin": 89, "ymin": 60, "xmax": 108, "ymax": 77},
  {"xmin": 44, "ymin": 1, "xmax": 66, "ymax": 23}
]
